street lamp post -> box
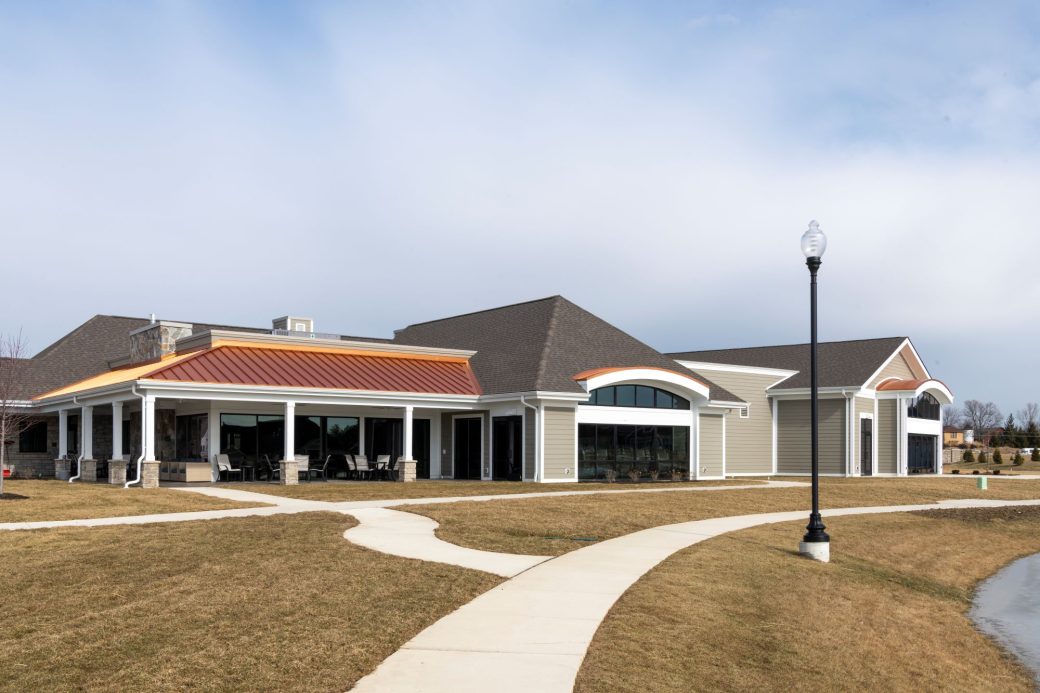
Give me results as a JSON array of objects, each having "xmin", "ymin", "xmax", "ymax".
[{"xmin": 799, "ymin": 220, "xmax": 830, "ymax": 563}]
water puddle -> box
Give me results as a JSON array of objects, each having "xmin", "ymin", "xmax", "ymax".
[{"xmin": 970, "ymin": 552, "xmax": 1040, "ymax": 684}]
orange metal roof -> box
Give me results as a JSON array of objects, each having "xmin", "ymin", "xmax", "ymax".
[
  {"xmin": 876, "ymin": 378, "xmax": 947, "ymax": 392},
  {"xmin": 147, "ymin": 346, "xmax": 482, "ymax": 395},
  {"xmin": 572, "ymin": 366, "xmax": 708, "ymax": 389}
]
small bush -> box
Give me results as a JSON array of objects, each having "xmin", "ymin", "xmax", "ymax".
[
  {"xmin": 951, "ymin": 469, "xmax": 960, "ymax": 474},
  {"xmin": 977, "ymin": 452, "xmax": 989, "ymax": 464},
  {"xmin": 1013, "ymin": 452, "xmax": 1025, "ymax": 466},
  {"xmin": 1032, "ymin": 448, "xmax": 1040, "ymax": 462},
  {"xmin": 994, "ymin": 469, "xmax": 1002, "ymax": 475},
  {"xmin": 627, "ymin": 468, "xmax": 641, "ymax": 482},
  {"xmin": 649, "ymin": 468, "xmax": 660, "ymax": 481},
  {"xmin": 972, "ymin": 469, "xmax": 980, "ymax": 475},
  {"xmin": 604, "ymin": 469, "xmax": 618, "ymax": 483},
  {"xmin": 962, "ymin": 450, "xmax": 975, "ymax": 463},
  {"xmin": 993, "ymin": 448, "xmax": 1004, "ymax": 464},
  {"xmin": 671, "ymin": 468, "xmax": 684, "ymax": 482}
]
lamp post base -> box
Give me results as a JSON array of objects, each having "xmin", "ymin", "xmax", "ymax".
[{"xmin": 799, "ymin": 540, "xmax": 830, "ymax": 563}]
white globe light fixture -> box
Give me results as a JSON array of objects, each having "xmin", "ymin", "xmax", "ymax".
[{"xmin": 800, "ymin": 220, "xmax": 827, "ymax": 259}]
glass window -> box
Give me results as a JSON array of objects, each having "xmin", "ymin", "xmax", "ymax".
[
  {"xmin": 616, "ymin": 385, "xmax": 636, "ymax": 407},
  {"xmin": 257, "ymin": 416, "xmax": 285, "ymax": 461},
  {"xmin": 175, "ymin": 414, "xmax": 208, "ymax": 461},
  {"xmin": 908, "ymin": 393, "xmax": 941, "ymax": 420},
  {"xmin": 634, "ymin": 386, "xmax": 653, "ymax": 407},
  {"xmin": 581, "ymin": 385, "xmax": 690, "ymax": 410},
  {"xmin": 68, "ymin": 415, "xmax": 79, "ymax": 454},
  {"xmin": 577, "ymin": 424, "xmax": 691, "ymax": 481},
  {"xmin": 325, "ymin": 417, "xmax": 360, "ymax": 456},
  {"xmin": 295, "ymin": 416, "xmax": 323, "ymax": 459},
  {"xmin": 19, "ymin": 421, "xmax": 47, "ymax": 453},
  {"xmin": 221, "ymin": 414, "xmax": 257, "ymax": 465}
]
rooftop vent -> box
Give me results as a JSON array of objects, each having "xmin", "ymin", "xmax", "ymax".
[{"xmin": 272, "ymin": 316, "xmax": 315, "ymax": 335}]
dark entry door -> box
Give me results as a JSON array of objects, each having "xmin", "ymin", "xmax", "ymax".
[
  {"xmin": 861, "ymin": 418, "xmax": 873, "ymax": 476},
  {"xmin": 454, "ymin": 417, "xmax": 482, "ymax": 480},
  {"xmin": 492, "ymin": 416, "xmax": 523, "ymax": 481},
  {"xmin": 413, "ymin": 419, "xmax": 431, "ymax": 479},
  {"xmin": 908, "ymin": 434, "xmax": 936, "ymax": 474},
  {"xmin": 365, "ymin": 418, "xmax": 432, "ymax": 478}
]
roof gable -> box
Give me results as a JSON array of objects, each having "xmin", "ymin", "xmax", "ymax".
[
  {"xmin": 670, "ymin": 337, "xmax": 910, "ymax": 390},
  {"xmin": 393, "ymin": 296, "xmax": 742, "ymax": 402}
]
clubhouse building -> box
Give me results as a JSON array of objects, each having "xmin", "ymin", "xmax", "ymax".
[{"xmin": 5, "ymin": 296, "xmax": 953, "ymax": 486}]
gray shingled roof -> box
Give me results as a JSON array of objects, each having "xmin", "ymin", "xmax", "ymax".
[
  {"xmin": 393, "ymin": 296, "xmax": 743, "ymax": 402},
  {"xmin": 21, "ymin": 315, "xmax": 271, "ymax": 397},
  {"xmin": 668, "ymin": 337, "xmax": 909, "ymax": 390}
]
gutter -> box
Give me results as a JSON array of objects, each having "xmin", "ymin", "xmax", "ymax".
[
  {"xmin": 125, "ymin": 385, "xmax": 145, "ymax": 488},
  {"xmin": 524, "ymin": 393, "xmax": 540, "ymax": 480}
]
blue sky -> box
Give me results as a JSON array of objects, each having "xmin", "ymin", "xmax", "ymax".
[{"xmin": 2, "ymin": 1, "xmax": 1039, "ymax": 413}]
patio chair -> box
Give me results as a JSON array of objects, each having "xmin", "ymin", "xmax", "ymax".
[
  {"xmin": 307, "ymin": 455, "xmax": 332, "ymax": 482},
  {"xmin": 376, "ymin": 454, "xmax": 391, "ymax": 480},
  {"xmin": 294, "ymin": 455, "xmax": 311, "ymax": 482},
  {"xmin": 387, "ymin": 456, "xmax": 401, "ymax": 481},
  {"xmin": 216, "ymin": 454, "xmax": 243, "ymax": 482},
  {"xmin": 262, "ymin": 455, "xmax": 281, "ymax": 483},
  {"xmin": 353, "ymin": 454, "xmax": 372, "ymax": 480}
]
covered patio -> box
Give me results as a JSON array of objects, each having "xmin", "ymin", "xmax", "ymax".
[{"xmin": 32, "ymin": 331, "xmax": 484, "ymax": 487}]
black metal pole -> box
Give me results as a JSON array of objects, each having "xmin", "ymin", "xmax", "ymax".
[{"xmin": 803, "ymin": 256, "xmax": 829, "ymax": 544}]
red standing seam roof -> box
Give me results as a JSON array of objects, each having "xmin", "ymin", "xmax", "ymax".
[{"xmin": 146, "ymin": 346, "xmax": 482, "ymax": 395}]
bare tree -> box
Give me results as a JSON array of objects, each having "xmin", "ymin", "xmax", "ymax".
[
  {"xmin": 943, "ymin": 405, "xmax": 962, "ymax": 428},
  {"xmin": 1017, "ymin": 403, "xmax": 1040, "ymax": 430},
  {"xmin": 961, "ymin": 399, "xmax": 1002, "ymax": 442},
  {"xmin": 0, "ymin": 332, "xmax": 33, "ymax": 496}
]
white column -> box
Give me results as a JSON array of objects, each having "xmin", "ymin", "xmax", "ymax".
[
  {"xmin": 284, "ymin": 401, "xmax": 296, "ymax": 461},
  {"xmin": 112, "ymin": 402, "xmax": 124, "ymax": 460},
  {"xmin": 143, "ymin": 394, "xmax": 156, "ymax": 461},
  {"xmin": 81, "ymin": 406, "xmax": 94, "ymax": 460},
  {"xmin": 58, "ymin": 410, "xmax": 69, "ymax": 458},
  {"xmin": 403, "ymin": 405, "xmax": 414, "ymax": 460},
  {"xmin": 208, "ymin": 403, "xmax": 221, "ymax": 481}
]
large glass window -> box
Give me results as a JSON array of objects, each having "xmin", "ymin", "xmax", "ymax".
[
  {"xmin": 577, "ymin": 424, "xmax": 690, "ymax": 480},
  {"xmin": 581, "ymin": 385, "xmax": 689, "ymax": 410},
  {"xmin": 175, "ymin": 414, "xmax": 208, "ymax": 461},
  {"xmin": 907, "ymin": 393, "xmax": 941, "ymax": 420},
  {"xmin": 19, "ymin": 421, "xmax": 47, "ymax": 453}
]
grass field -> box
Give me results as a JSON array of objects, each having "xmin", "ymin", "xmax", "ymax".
[
  {"xmin": 0, "ymin": 513, "xmax": 500, "ymax": 692},
  {"xmin": 410, "ymin": 477, "xmax": 1040, "ymax": 556},
  {"xmin": 215, "ymin": 478, "xmax": 755, "ymax": 502},
  {"xmin": 575, "ymin": 505, "xmax": 1040, "ymax": 692},
  {"xmin": 0, "ymin": 480, "xmax": 264, "ymax": 523}
]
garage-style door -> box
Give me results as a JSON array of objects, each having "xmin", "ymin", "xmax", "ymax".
[{"xmin": 908, "ymin": 434, "xmax": 936, "ymax": 474}]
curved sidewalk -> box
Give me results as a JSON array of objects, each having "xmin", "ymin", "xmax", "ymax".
[
  {"xmin": 343, "ymin": 508, "xmax": 550, "ymax": 577},
  {"xmin": 352, "ymin": 497, "xmax": 1040, "ymax": 693}
]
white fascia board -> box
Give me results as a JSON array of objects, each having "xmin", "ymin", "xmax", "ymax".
[
  {"xmin": 478, "ymin": 391, "xmax": 589, "ymax": 404},
  {"xmin": 875, "ymin": 380, "xmax": 953, "ymax": 405},
  {"xmin": 706, "ymin": 400, "xmax": 745, "ymax": 409},
  {"xmin": 577, "ymin": 368, "xmax": 711, "ymax": 402},
  {"xmin": 676, "ymin": 361, "xmax": 798, "ymax": 379},
  {"xmin": 903, "ymin": 339, "xmax": 931, "ymax": 379},
  {"xmin": 137, "ymin": 380, "xmax": 483, "ymax": 407},
  {"xmin": 767, "ymin": 387, "xmax": 861, "ymax": 399}
]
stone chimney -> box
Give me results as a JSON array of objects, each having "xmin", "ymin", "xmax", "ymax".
[{"xmin": 129, "ymin": 320, "xmax": 193, "ymax": 364}]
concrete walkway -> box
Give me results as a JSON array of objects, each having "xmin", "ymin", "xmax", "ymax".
[
  {"xmin": 344, "ymin": 508, "xmax": 550, "ymax": 577},
  {"xmin": 351, "ymin": 497, "xmax": 1040, "ymax": 693}
]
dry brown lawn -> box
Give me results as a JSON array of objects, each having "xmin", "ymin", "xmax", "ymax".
[
  {"xmin": 575, "ymin": 506, "xmax": 1040, "ymax": 692},
  {"xmin": 0, "ymin": 480, "xmax": 262, "ymax": 523},
  {"xmin": 0, "ymin": 512, "xmax": 499, "ymax": 692},
  {"xmin": 216, "ymin": 478, "xmax": 753, "ymax": 502},
  {"xmin": 411, "ymin": 477, "xmax": 1040, "ymax": 556}
]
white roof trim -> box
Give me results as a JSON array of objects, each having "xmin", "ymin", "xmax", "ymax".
[
  {"xmin": 876, "ymin": 379, "xmax": 954, "ymax": 405},
  {"xmin": 576, "ymin": 368, "xmax": 711, "ymax": 403},
  {"xmin": 860, "ymin": 338, "xmax": 929, "ymax": 388},
  {"xmin": 676, "ymin": 360, "xmax": 798, "ymax": 379}
]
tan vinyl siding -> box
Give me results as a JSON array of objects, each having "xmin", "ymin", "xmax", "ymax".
[
  {"xmin": 854, "ymin": 396, "xmax": 875, "ymax": 475},
  {"xmin": 868, "ymin": 345, "xmax": 926, "ymax": 388},
  {"xmin": 698, "ymin": 413, "xmax": 725, "ymax": 477},
  {"xmin": 694, "ymin": 370, "xmax": 779, "ymax": 474},
  {"xmin": 524, "ymin": 408, "xmax": 536, "ymax": 480},
  {"xmin": 439, "ymin": 412, "xmax": 453, "ymax": 477},
  {"xmin": 776, "ymin": 399, "xmax": 846, "ymax": 474},
  {"xmin": 542, "ymin": 406, "xmax": 576, "ymax": 480},
  {"xmin": 876, "ymin": 399, "xmax": 898, "ymax": 474}
]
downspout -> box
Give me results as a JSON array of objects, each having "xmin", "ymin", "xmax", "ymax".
[
  {"xmin": 68, "ymin": 395, "xmax": 84, "ymax": 483},
  {"xmin": 125, "ymin": 385, "xmax": 145, "ymax": 488},
  {"xmin": 520, "ymin": 395, "xmax": 538, "ymax": 482}
]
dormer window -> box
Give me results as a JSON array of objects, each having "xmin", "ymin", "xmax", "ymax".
[{"xmin": 582, "ymin": 385, "xmax": 690, "ymax": 410}]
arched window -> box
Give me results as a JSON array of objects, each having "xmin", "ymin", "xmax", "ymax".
[
  {"xmin": 907, "ymin": 392, "xmax": 940, "ymax": 420},
  {"xmin": 581, "ymin": 385, "xmax": 690, "ymax": 410}
]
